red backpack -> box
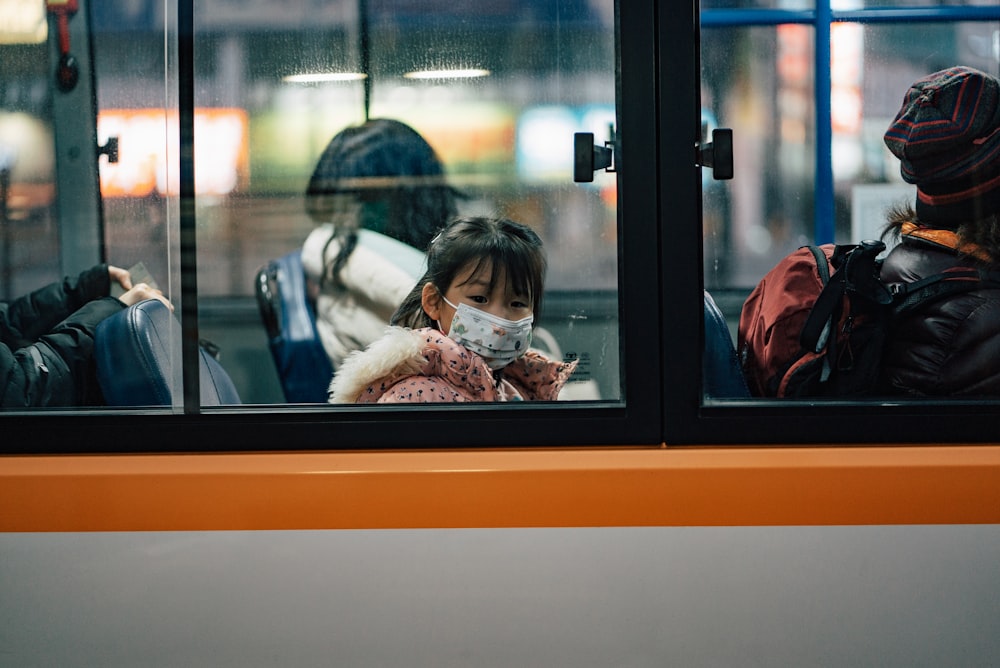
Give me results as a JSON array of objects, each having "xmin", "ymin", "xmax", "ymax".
[{"xmin": 737, "ymin": 240, "xmax": 996, "ymax": 398}]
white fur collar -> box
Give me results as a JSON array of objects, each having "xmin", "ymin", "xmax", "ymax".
[{"xmin": 328, "ymin": 326, "xmax": 426, "ymax": 403}]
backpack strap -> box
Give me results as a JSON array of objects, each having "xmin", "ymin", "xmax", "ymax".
[
  {"xmin": 799, "ymin": 245, "xmax": 839, "ymax": 354},
  {"xmin": 810, "ymin": 245, "xmax": 832, "ymax": 283},
  {"xmin": 800, "ymin": 240, "xmax": 889, "ymax": 361},
  {"xmin": 891, "ymin": 268, "xmax": 1000, "ymax": 316}
]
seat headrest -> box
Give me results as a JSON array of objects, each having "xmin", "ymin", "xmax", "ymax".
[
  {"xmin": 703, "ymin": 290, "xmax": 750, "ymax": 398},
  {"xmin": 256, "ymin": 251, "xmax": 333, "ymax": 403},
  {"xmin": 95, "ymin": 299, "xmax": 241, "ymax": 406}
]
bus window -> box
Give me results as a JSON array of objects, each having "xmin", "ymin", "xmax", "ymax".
[
  {"xmin": 684, "ymin": 3, "xmax": 1000, "ymax": 444},
  {"xmin": 1, "ymin": 4, "xmax": 62, "ymax": 298},
  {"xmin": 182, "ymin": 1, "xmax": 623, "ymax": 405},
  {"xmin": 0, "ymin": 1, "xmax": 178, "ymax": 412},
  {"xmin": 1, "ymin": 1, "xmax": 664, "ymax": 451}
]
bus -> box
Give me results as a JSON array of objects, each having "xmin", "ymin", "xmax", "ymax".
[{"xmin": 2, "ymin": 1, "xmax": 999, "ymax": 665}]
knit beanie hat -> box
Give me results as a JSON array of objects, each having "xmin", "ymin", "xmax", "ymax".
[{"xmin": 883, "ymin": 66, "xmax": 1000, "ymax": 226}]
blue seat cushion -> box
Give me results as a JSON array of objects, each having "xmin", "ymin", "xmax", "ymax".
[
  {"xmin": 703, "ymin": 290, "xmax": 750, "ymax": 398},
  {"xmin": 255, "ymin": 251, "xmax": 333, "ymax": 403},
  {"xmin": 95, "ymin": 299, "xmax": 241, "ymax": 406}
]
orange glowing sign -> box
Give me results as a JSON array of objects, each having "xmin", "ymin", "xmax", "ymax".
[{"xmin": 98, "ymin": 108, "xmax": 248, "ymax": 198}]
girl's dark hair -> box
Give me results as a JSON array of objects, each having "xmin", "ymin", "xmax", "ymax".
[
  {"xmin": 882, "ymin": 203, "xmax": 1000, "ymax": 263},
  {"xmin": 305, "ymin": 118, "xmax": 460, "ymax": 288},
  {"xmin": 391, "ymin": 216, "xmax": 547, "ymax": 329}
]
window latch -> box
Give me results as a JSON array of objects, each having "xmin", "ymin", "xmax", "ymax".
[
  {"xmin": 573, "ymin": 130, "xmax": 616, "ymax": 183},
  {"xmin": 697, "ymin": 128, "xmax": 734, "ymax": 181}
]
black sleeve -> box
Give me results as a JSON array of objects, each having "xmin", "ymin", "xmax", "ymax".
[
  {"xmin": 0, "ymin": 296, "xmax": 124, "ymax": 408},
  {"xmin": 0, "ymin": 264, "xmax": 110, "ymax": 347}
]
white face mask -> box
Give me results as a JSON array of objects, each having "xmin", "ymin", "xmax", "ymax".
[{"xmin": 440, "ymin": 296, "xmax": 533, "ymax": 370}]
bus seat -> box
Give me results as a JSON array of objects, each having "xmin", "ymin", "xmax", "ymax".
[
  {"xmin": 703, "ymin": 290, "xmax": 750, "ymax": 398},
  {"xmin": 94, "ymin": 299, "xmax": 242, "ymax": 406},
  {"xmin": 255, "ymin": 250, "xmax": 333, "ymax": 403}
]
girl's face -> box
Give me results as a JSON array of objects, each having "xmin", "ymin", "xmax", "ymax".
[{"xmin": 421, "ymin": 259, "xmax": 533, "ymax": 333}]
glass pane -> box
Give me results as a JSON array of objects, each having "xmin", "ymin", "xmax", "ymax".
[
  {"xmin": 701, "ymin": 0, "xmax": 813, "ymax": 9},
  {"xmin": 838, "ymin": 21, "xmax": 999, "ymax": 242},
  {"xmin": 700, "ymin": 14, "xmax": 1000, "ymax": 403},
  {"xmin": 702, "ymin": 24, "xmax": 816, "ymax": 296},
  {"xmin": 194, "ymin": 0, "xmax": 620, "ymax": 405},
  {"xmin": 0, "ymin": 6, "xmax": 60, "ymax": 300},
  {"xmin": 700, "ymin": 24, "xmax": 817, "ymax": 400},
  {"xmin": 0, "ymin": 2, "xmax": 181, "ymax": 412},
  {"xmin": 90, "ymin": 4, "xmax": 181, "ymax": 410},
  {"xmin": 857, "ymin": 0, "xmax": 997, "ymax": 7},
  {"xmin": 0, "ymin": 2, "xmax": 171, "ymax": 411},
  {"xmin": 94, "ymin": 5, "xmax": 177, "ymax": 309}
]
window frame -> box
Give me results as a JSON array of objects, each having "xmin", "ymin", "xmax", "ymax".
[
  {"xmin": 10, "ymin": 1, "xmax": 1000, "ymax": 452},
  {"xmin": 665, "ymin": 1, "xmax": 1000, "ymax": 445},
  {"xmin": 3, "ymin": 1, "xmax": 665, "ymax": 455}
]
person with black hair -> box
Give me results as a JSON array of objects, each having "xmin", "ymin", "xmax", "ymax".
[
  {"xmin": 300, "ymin": 118, "xmax": 460, "ymax": 369},
  {"xmin": 328, "ymin": 216, "xmax": 576, "ymax": 403}
]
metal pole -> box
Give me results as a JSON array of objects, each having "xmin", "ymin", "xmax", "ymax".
[{"xmin": 360, "ymin": 0, "xmax": 371, "ymax": 121}]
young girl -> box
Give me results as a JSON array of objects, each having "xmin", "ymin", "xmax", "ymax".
[{"xmin": 328, "ymin": 216, "xmax": 577, "ymax": 403}]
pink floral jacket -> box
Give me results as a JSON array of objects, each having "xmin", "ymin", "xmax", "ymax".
[{"xmin": 328, "ymin": 326, "xmax": 577, "ymax": 403}]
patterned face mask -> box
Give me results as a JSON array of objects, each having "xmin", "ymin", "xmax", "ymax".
[{"xmin": 440, "ymin": 296, "xmax": 533, "ymax": 370}]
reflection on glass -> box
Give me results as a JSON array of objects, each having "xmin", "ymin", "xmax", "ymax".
[
  {"xmin": 4, "ymin": 1, "xmax": 622, "ymax": 409},
  {"xmin": 836, "ymin": 21, "xmax": 999, "ymax": 242},
  {"xmin": 703, "ymin": 19, "xmax": 999, "ymax": 299},
  {"xmin": 856, "ymin": 0, "xmax": 997, "ymax": 7},
  {"xmin": 701, "ymin": 0, "xmax": 813, "ymax": 9},
  {"xmin": 702, "ymin": 25, "xmax": 816, "ymax": 294},
  {"xmin": 700, "ymin": 12, "xmax": 999, "ymax": 401},
  {"xmin": 0, "ymin": 29, "xmax": 59, "ymax": 297},
  {"xmin": 189, "ymin": 1, "xmax": 620, "ymax": 403}
]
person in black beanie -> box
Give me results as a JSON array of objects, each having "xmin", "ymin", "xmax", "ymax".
[{"xmin": 879, "ymin": 65, "xmax": 1000, "ymax": 395}]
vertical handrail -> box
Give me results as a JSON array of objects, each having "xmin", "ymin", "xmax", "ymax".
[
  {"xmin": 360, "ymin": 0, "xmax": 371, "ymax": 121},
  {"xmin": 814, "ymin": 0, "xmax": 834, "ymax": 244}
]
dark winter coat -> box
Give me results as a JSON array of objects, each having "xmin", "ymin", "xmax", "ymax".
[
  {"xmin": 0, "ymin": 265, "xmax": 123, "ymax": 407},
  {"xmin": 879, "ymin": 225, "xmax": 1000, "ymax": 396}
]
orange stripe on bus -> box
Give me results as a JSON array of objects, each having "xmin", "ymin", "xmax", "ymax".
[{"xmin": 2, "ymin": 445, "xmax": 1000, "ymax": 531}]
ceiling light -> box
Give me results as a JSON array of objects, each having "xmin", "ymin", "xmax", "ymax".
[
  {"xmin": 403, "ymin": 68, "xmax": 491, "ymax": 80},
  {"xmin": 282, "ymin": 72, "xmax": 368, "ymax": 84},
  {"xmin": 0, "ymin": 0, "xmax": 47, "ymax": 45}
]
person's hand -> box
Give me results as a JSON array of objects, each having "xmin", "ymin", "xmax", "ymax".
[
  {"xmin": 118, "ymin": 283, "xmax": 173, "ymax": 311},
  {"xmin": 108, "ymin": 265, "xmax": 133, "ymax": 293}
]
